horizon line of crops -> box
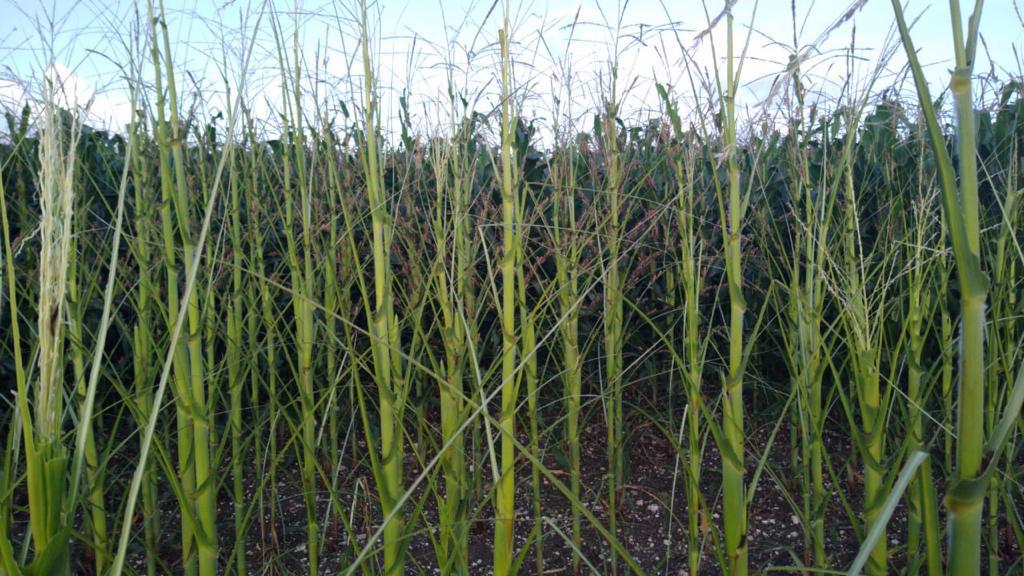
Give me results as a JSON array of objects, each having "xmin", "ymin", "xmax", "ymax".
[{"xmin": 1, "ymin": 1, "xmax": 1023, "ymax": 575}]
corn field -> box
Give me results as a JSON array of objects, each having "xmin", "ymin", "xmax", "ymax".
[{"xmin": 1, "ymin": 0, "xmax": 1023, "ymax": 574}]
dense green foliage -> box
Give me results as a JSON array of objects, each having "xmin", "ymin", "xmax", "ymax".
[{"xmin": 1, "ymin": 3, "xmax": 1023, "ymax": 574}]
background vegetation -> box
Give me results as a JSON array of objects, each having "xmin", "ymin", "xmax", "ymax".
[{"xmin": 0, "ymin": 0, "xmax": 1023, "ymax": 574}]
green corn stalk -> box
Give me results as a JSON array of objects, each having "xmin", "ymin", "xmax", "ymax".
[
  {"xmin": 242, "ymin": 106, "xmax": 280, "ymax": 551},
  {"xmin": 786, "ymin": 72, "xmax": 830, "ymax": 570},
  {"xmin": 518, "ymin": 188, "xmax": 541, "ymax": 575},
  {"xmin": 246, "ymin": 163, "xmax": 269, "ymax": 559},
  {"xmin": 984, "ymin": 142, "xmax": 1020, "ymax": 576},
  {"xmin": 163, "ymin": 12, "xmax": 217, "ymax": 576},
  {"xmin": 676, "ymin": 134, "xmax": 708, "ymax": 576},
  {"xmin": 323, "ymin": 121, "xmax": 342, "ymax": 493},
  {"xmin": 187, "ymin": 120, "xmax": 218, "ymax": 483},
  {"xmin": 494, "ymin": 7, "xmax": 520, "ymax": 573},
  {"xmin": 889, "ymin": 2, "xmax": 994, "ymax": 572},
  {"xmin": 128, "ymin": 109, "xmax": 161, "ymax": 576},
  {"xmin": 67, "ymin": 192, "xmax": 108, "ymax": 574},
  {"xmin": 107, "ymin": 9, "xmax": 259, "ymax": 573},
  {"xmin": 149, "ymin": 45, "xmax": 198, "ymax": 576},
  {"xmin": 429, "ymin": 111, "xmax": 476, "ymax": 574},
  {"xmin": 12, "ymin": 69, "xmax": 82, "ymax": 576},
  {"xmin": 715, "ymin": 6, "xmax": 749, "ymax": 573},
  {"xmin": 328, "ymin": 104, "xmax": 383, "ymax": 576},
  {"xmin": 357, "ymin": 1, "xmax": 407, "ymax": 572},
  {"xmin": 324, "ymin": 122, "xmax": 368, "ymax": 554},
  {"xmin": 599, "ymin": 63, "xmax": 625, "ymax": 576},
  {"xmin": 658, "ymin": 82, "xmax": 708, "ymax": 576},
  {"xmin": 226, "ymin": 93, "xmax": 247, "ymax": 576},
  {"xmin": 199, "ymin": 135, "xmax": 221, "ymax": 501},
  {"xmin": 839, "ymin": 164, "xmax": 892, "ymax": 575},
  {"xmin": 901, "ymin": 184, "xmax": 942, "ymax": 576},
  {"xmin": 546, "ymin": 24, "xmax": 592, "ymax": 567},
  {"xmin": 147, "ymin": 2, "xmax": 217, "ymax": 573},
  {"xmin": 270, "ymin": 11, "xmax": 319, "ymax": 572},
  {"xmin": 769, "ymin": 73, "xmax": 871, "ymax": 571},
  {"xmin": 773, "ymin": 68, "xmax": 872, "ymax": 569},
  {"xmin": 551, "ymin": 106, "xmax": 584, "ymax": 570},
  {"xmin": 783, "ymin": 162, "xmax": 830, "ymax": 570},
  {"xmin": 938, "ymin": 235, "xmax": 955, "ymax": 474},
  {"xmin": 67, "ymin": 101, "xmax": 135, "ymax": 576}
]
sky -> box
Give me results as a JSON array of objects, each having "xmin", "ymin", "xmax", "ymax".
[{"xmin": 0, "ymin": 0, "xmax": 1022, "ymax": 140}]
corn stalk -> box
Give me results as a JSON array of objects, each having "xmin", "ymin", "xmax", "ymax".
[{"xmin": 493, "ymin": 6, "xmax": 520, "ymax": 573}]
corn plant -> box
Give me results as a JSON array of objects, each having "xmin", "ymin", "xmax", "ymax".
[
  {"xmin": 147, "ymin": 2, "xmax": 216, "ymax": 572},
  {"xmin": 3, "ymin": 70, "xmax": 83, "ymax": 576},
  {"xmin": 127, "ymin": 107, "xmax": 161, "ymax": 576},
  {"xmin": 890, "ymin": 1, "xmax": 1024, "ymax": 573},
  {"xmin": 352, "ymin": 2, "xmax": 408, "ymax": 572},
  {"xmin": 899, "ymin": 181, "xmax": 942, "ymax": 576},
  {"xmin": 834, "ymin": 162, "xmax": 899, "ymax": 575},
  {"xmin": 703, "ymin": 3, "xmax": 753, "ymax": 572},
  {"xmin": 550, "ymin": 81, "xmax": 586, "ymax": 571},
  {"xmin": 774, "ymin": 91, "xmax": 836, "ymax": 570},
  {"xmin": 597, "ymin": 48, "xmax": 626, "ymax": 576},
  {"xmin": 986, "ymin": 159, "xmax": 1021, "ymax": 576},
  {"xmin": 429, "ymin": 103, "xmax": 478, "ymax": 574},
  {"xmin": 1, "ymin": 2, "xmax": 1023, "ymax": 574},
  {"xmin": 493, "ymin": 5, "xmax": 521, "ymax": 572},
  {"xmin": 657, "ymin": 81, "xmax": 711, "ymax": 576},
  {"xmin": 270, "ymin": 10, "xmax": 320, "ymax": 572}
]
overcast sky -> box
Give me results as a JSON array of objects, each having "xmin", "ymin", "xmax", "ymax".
[{"xmin": 1, "ymin": 0, "xmax": 1021, "ymax": 139}]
